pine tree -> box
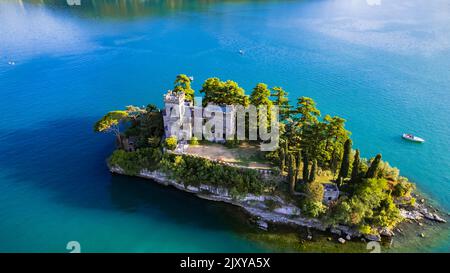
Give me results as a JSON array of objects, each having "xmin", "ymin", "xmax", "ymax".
[
  {"xmin": 294, "ymin": 97, "xmax": 321, "ymax": 126},
  {"xmin": 309, "ymin": 159, "xmax": 317, "ymax": 182},
  {"xmin": 271, "ymin": 86, "xmax": 291, "ymax": 121},
  {"xmin": 338, "ymin": 139, "xmax": 352, "ymax": 180},
  {"xmin": 284, "ymin": 139, "xmax": 289, "ymax": 154},
  {"xmin": 283, "ymin": 141, "xmax": 289, "ymax": 173},
  {"xmin": 302, "ymin": 151, "xmax": 309, "ymax": 182},
  {"xmin": 295, "ymin": 150, "xmax": 302, "ymax": 181},
  {"xmin": 351, "ymin": 149, "xmax": 361, "ymax": 183},
  {"xmin": 251, "ymin": 83, "xmax": 273, "ymax": 107},
  {"xmin": 173, "ymin": 74, "xmax": 195, "ymax": 101},
  {"xmin": 288, "ymin": 153, "xmax": 297, "ymax": 193},
  {"xmin": 366, "ymin": 154, "xmax": 382, "ymax": 178},
  {"xmin": 279, "ymin": 147, "xmax": 286, "ymax": 173}
]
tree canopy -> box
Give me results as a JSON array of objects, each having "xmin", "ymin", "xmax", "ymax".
[
  {"xmin": 271, "ymin": 86, "xmax": 291, "ymax": 121},
  {"xmin": 94, "ymin": 111, "xmax": 129, "ymax": 135},
  {"xmin": 293, "ymin": 96, "xmax": 321, "ymax": 126},
  {"xmin": 200, "ymin": 77, "xmax": 249, "ymax": 106},
  {"xmin": 173, "ymin": 74, "xmax": 195, "ymax": 101},
  {"xmin": 250, "ymin": 83, "xmax": 273, "ymax": 108}
]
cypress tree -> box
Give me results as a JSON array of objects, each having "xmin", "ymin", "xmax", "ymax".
[
  {"xmin": 351, "ymin": 149, "xmax": 361, "ymax": 182},
  {"xmin": 309, "ymin": 159, "xmax": 317, "ymax": 183},
  {"xmin": 338, "ymin": 139, "xmax": 352, "ymax": 180},
  {"xmin": 284, "ymin": 141, "xmax": 289, "ymax": 173},
  {"xmin": 279, "ymin": 147, "xmax": 285, "ymax": 173},
  {"xmin": 366, "ymin": 154, "xmax": 382, "ymax": 178},
  {"xmin": 302, "ymin": 151, "xmax": 309, "ymax": 182},
  {"xmin": 330, "ymin": 150, "xmax": 339, "ymax": 175},
  {"xmin": 288, "ymin": 153, "xmax": 297, "ymax": 193},
  {"xmin": 295, "ymin": 150, "xmax": 302, "ymax": 181}
]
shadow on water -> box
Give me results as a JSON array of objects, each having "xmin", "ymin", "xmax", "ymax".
[
  {"xmin": 0, "ymin": 117, "xmax": 255, "ymax": 233},
  {"xmin": 108, "ymin": 174, "xmax": 255, "ymax": 231}
]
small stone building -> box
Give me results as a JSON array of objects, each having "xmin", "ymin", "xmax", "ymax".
[{"xmin": 323, "ymin": 183, "xmax": 339, "ymax": 204}]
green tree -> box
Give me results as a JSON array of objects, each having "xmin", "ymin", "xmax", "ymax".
[
  {"xmin": 288, "ymin": 153, "xmax": 297, "ymax": 194},
  {"xmin": 366, "ymin": 154, "xmax": 382, "ymax": 179},
  {"xmin": 309, "ymin": 159, "xmax": 317, "ymax": 182},
  {"xmin": 295, "ymin": 150, "xmax": 302, "ymax": 182},
  {"xmin": 250, "ymin": 83, "xmax": 273, "ymax": 135},
  {"xmin": 200, "ymin": 77, "xmax": 249, "ymax": 106},
  {"xmin": 94, "ymin": 111, "xmax": 129, "ymax": 148},
  {"xmin": 338, "ymin": 139, "xmax": 352, "ymax": 180},
  {"xmin": 173, "ymin": 74, "xmax": 195, "ymax": 101},
  {"xmin": 271, "ymin": 86, "xmax": 291, "ymax": 121},
  {"xmin": 351, "ymin": 149, "xmax": 361, "ymax": 183},
  {"xmin": 372, "ymin": 196, "xmax": 401, "ymax": 228},
  {"xmin": 279, "ymin": 147, "xmax": 286, "ymax": 173},
  {"xmin": 126, "ymin": 104, "xmax": 164, "ymax": 148},
  {"xmin": 250, "ymin": 83, "xmax": 273, "ymax": 107},
  {"xmin": 298, "ymin": 122, "xmax": 327, "ymax": 173},
  {"xmin": 323, "ymin": 115, "xmax": 350, "ymax": 173},
  {"xmin": 291, "ymin": 97, "xmax": 323, "ymax": 171},
  {"xmin": 302, "ymin": 151, "xmax": 309, "ymax": 182},
  {"xmin": 392, "ymin": 178, "xmax": 415, "ymax": 198},
  {"xmin": 293, "ymin": 97, "xmax": 321, "ymax": 126},
  {"xmin": 329, "ymin": 178, "xmax": 396, "ymax": 228}
]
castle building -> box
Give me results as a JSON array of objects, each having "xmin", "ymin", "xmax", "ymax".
[{"xmin": 162, "ymin": 90, "xmax": 237, "ymax": 143}]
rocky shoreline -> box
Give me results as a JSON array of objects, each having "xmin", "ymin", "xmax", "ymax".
[{"xmin": 109, "ymin": 166, "xmax": 447, "ymax": 244}]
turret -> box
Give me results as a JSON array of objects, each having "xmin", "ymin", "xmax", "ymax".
[{"xmin": 162, "ymin": 90, "xmax": 192, "ymax": 141}]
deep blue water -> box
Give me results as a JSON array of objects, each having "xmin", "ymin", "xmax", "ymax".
[{"xmin": 0, "ymin": 0, "xmax": 449, "ymax": 252}]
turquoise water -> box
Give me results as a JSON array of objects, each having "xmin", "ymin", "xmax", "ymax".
[{"xmin": 0, "ymin": 0, "xmax": 449, "ymax": 252}]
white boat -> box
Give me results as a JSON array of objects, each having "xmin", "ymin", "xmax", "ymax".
[
  {"xmin": 239, "ymin": 49, "xmax": 244, "ymax": 55},
  {"xmin": 402, "ymin": 133, "xmax": 425, "ymax": 143}
]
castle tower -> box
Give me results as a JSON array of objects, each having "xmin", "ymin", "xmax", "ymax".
[{"xmin": 162, "ymin": 91, "xmax": 193, "ymax": 141}]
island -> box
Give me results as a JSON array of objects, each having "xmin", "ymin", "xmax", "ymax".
[{"xmin": 95, "ymin": 74, "xmax": 446, "ymax": 246}]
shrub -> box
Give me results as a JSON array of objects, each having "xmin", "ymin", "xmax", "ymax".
[
  {"xmin": 372, "ymin": 196, "xmax": 401, "ymax": 228},
  {"xmin": 225, "ymin": 138, "xmax": 239, "ymax": 148},
  {"xmin": 301, "ymin": 200, "xmax": 326, "ymax": 218},
  {"xmin": 358, "ymin": 224, "xmax": 373, "ymax": 235},
  {"xmin": 165, "ymin": 136, "xmax": 178, "ymax": 150},
  {"xmin": 148, "ymin": 136, "xmax": 161, "ymax": 148},
  {"xmin": 378, "ymin": 160, "xmax": 400, "ymax": 181},
  {"xmin": 108, "ymin": 148, "xmax": 162, "ymax": 175},
  {"xmin": 189, "ymin": 137, "xmax": 199, "ymax": 145},
  {"xmin": 304, "ymin": 181, "xmax": 324, "ymax": 203},
  {"xmin": 392, "ymin": 178, "xmax": 415, "ymax": 197},
  {"xmin": 159, "ymin": 153, "xmax": 268, "ymax": 195},
  {"xmin": 298, "ymin": 181, "xmax": 326, "ymax": 217}
]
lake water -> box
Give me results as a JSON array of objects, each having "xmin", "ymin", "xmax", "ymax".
[{"xmin": 0, "ymin": 0, "xmax": 449, "ymax": 252}]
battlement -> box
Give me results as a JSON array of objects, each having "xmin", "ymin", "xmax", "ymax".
[{"xmin": 164, "ymin": 90, "xmax": 185, "ymax": 104}]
